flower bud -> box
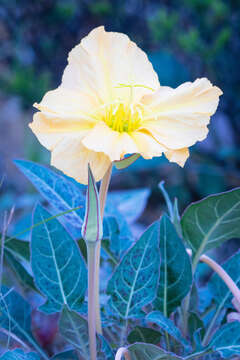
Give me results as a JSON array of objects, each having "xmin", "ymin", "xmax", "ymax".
[{"xmin": 81, "ymin": 165, "xmax": 103, "ymax": 244}]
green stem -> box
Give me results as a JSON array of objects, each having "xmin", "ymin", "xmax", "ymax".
[
  {"xmin": 102, "ymin": 242, "xmax": 118, "ymax": 265},
  {"xmin": 202, "ymin": 304, "xmax": 222, "ymax": 346},
  {"xmin": 95, "ymin": 164, "xmax": 112, "ymax": 335},
  {"xmin": 5, "ymin": 206, "xmax": 83, "ymax": 244},
  {"xmin": 183, "ymin": 348, "xmax": 213, "ymax": 360},
  {"xmin": 182, "ymin": 252, "xmax": 207, "ymax": 337},
  {"xmin": 87, "ymin": 243, "xmax": 98, "ymax": 360},
  {"xmin": 120, "ymin": 319, "xmax": 128, "ymax": 346}
]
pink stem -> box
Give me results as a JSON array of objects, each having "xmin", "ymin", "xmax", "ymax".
[
  {"xmin": 115, "ymin": 347, "xmax": 131, "ymax": 360},
  {"xmin": 187, "ymin": 249, "xmax": 240, "ymax": 307}
]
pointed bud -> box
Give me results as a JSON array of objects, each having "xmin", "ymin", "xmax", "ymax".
[{"xmin": 81, "ymin": 165, "xmax": 103, "ymax": 244}]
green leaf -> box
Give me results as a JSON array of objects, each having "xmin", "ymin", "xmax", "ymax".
[
  {"xmin": 4, "ymin": 237, "xmax": 30, "ymax": 262},
  {"xmin": 114, "ymin": 154, "xmax": 140, "ymax": 170},
  {"xmin": 146, "ymin": 311, "xmax": 190, "ymax": 350},
  {"xmin": 209, "ymin": 251, "xmax": 240, "ymax": 309},
  {"xmin": 127, "ymin": 343, "xmax": 182, "ymax": 360},
  {"xmin": 102, "ymin": 216, "xmax": 130, "ymax": 262},
  {"xmin": 107, "ymin": 222, "xmax": 160, "ymax": 318},
  {"xmin": 31, "ymin": 204, "xmax": 87, "ymax": 313},
  {"xmin": 181, "ymin": 188, "xmax": 240, "ymax": 266},
  {"xmin": 14, "ymin": 160, "xmax": 85, "ymax": 228},
  {"xmin": 127, "ymin": 326, "xmax": 161, "ymax": 345},
  {"xmin": 81, "ymin": 165, "xmax": 102, "ymax": 243},
  {"xmin": 0, "ymin": 287, "xmax": 47, "ymax": 359},
  {"xmin": 154, "ymin": 215, "xmax": 192, "ymax": 315},
  {"xmin": 59, "ymin": 308, "xmax": 89, "ymax": 359},
  {"xmin": 0, "ymin": 349, "xmax": 40, "ymax": 360},
  {"xmin": 105, "ymin": 206, "xmax": 133, "ymax": 252},
  {"xmin": 188, "ymin": 312, "xmax": 204, "ymax": 344},
  {"xmin": 210, "ymin": 321, "xmax": 240, "ymax": 357},
  {"xmin": 0, "ymin": 287, "xmax": 33, "ymax": 342},
  {"xmin": 59, "ymin": 308, "xmax": 114, "ymax": 360},
  {"xmin": 4, "ymin": 250, "xmax": 37, "ymax": 291},
  {"xmin": 107, "ymin": 188, "xmax": 150, "ymax": 224}
]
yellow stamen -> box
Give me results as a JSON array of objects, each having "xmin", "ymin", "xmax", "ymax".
[{"xmin": 102, "ymin": 102, "xmax": 142, "ymax": 133}]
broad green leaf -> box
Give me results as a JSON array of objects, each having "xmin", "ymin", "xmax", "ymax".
[
  {"xmin": 81, "ymin": 166, "xmax": 102, "ymax": 243},
  {"xmin": 14, "ymin": 160, "xmax": 85, "ymax": 228},
  {"xmin": 0, "ymin": 350, "xmax": 40, "ymax": 360},
  {"xmin": 154, "ymin": 215, "xmax": 192, "ymax": 315},
  {"xmin": 31, "ymin": 205, "xmax": 87, "ymax": 313},
  {"xmin": 181, "ymin": 188, "xmax": 240, "ymax": 265},
  {"xmin": 114, "ymin": 154, "xmax": 140, "ymax": 170},
  {"xmin": 59, "ymin": 308, "xmax": 89, "ymax": 359},
  {"xmin": 4, "ymin": 251, "xmax": 37, "ymax": 292},
  {"xmin": 128, "ymin": 343, "xmax": 182, "ymax": 360},
  {"xmin": 105, "ymin": 205, "xmax": 133, "ymax": 250},
  {"xmin": 146, "ymin": 311, "xmax": 190, "ymax": 350},
  {"xmin": 51, "ymin": 351, "xmax": 78, "ymax": 360},
  {"xmin": 127, "ymin": 326, "xmax": 161, "ymax": 345},
  {"xmin": 2, "ymin": 237, "xmax": 35, "ymax": 291},
  {"xmin": 107, "ymin": 222, "xmax": 160, "ymax": 318},
  {"xmin": 0, "ymin": 287, "xmax": 33, "ymax": 342},
  {"xmin": 107, "ymin": 188, "xmax": 150, "ymax": 224},
  {"xmin": 59, "ymin": 308, "xmax": 114, "ymax": 360},
  {"xmin": 4, "ymin": 237, "xmax": 30, "ymax": 262},
  {"xmin": 0, "ymin": 287, "xmax": 47, "ymax": 359},
  {"xmin": 210, "ymin": 321, "xmax": 240, "ymax": 357},
  {"xmin": 209, "ymin": 251, "xmax": 240, "ymax": 309},
  {"xmin": 102, "ymin": 216, "xmax": 131, "ymax": 261}
]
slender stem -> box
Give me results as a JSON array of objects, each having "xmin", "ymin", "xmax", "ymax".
[
  {"xmin": 87, "ymin": 243, "xmax": 97, "ymax": 360},
  {"xmin": 202, "ymin": 305, "xmax": 222, "ymax": 346},
  {"xmin": 0, "ymin": 327, "xmax": 30, "ymax": 350},
  {"xmin": 5, "ymin": 205, "xmax": 83, "ymax": 245},
  {"xmin": 115, "ymin": 347, "xmax": 131, "ymax": 360},
  {"xmin": 0, "ymin": 212, "xmax": 7, "ymax": 288},
  {"xmin": 183, "ymin": 349, "xmax": 213, "ymax": 360},
  {"xmin": 120, "ymin": 319, "xmax": 128, "ymax": 346},
  {"xmin": 182, "ymin": 293, "xmax": 191, "ymax": 337},
  {"xmin": 200, "ymin": 254, "xmax": 240, "ymax": 302},
  {"xmin": 95, "ymin": 164, "xmax": 113, "ymax": 334},
  {"xmin": 183, "ymin": 249, "xmax": 240, "ymax": 338}
]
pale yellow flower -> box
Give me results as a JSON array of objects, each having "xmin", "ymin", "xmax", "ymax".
[{"xmin": 29, "ymin": 26, "xmax": 222, "ymax": 184}]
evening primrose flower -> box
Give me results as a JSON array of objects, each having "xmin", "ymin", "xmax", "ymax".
[{"xmin": 29, "ymin": 26, "xmax": 222, "ymax": 184}]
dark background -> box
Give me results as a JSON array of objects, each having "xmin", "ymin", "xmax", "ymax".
[{"xmin": 1, "ymin": 0, "xmax": 240, "ymax": 227}]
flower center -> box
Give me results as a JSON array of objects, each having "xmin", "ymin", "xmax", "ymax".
[{"xmin": 102, "ymin": 103, "xmax": 143, "ymax": 133}]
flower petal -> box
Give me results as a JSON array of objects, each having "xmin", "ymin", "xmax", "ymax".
[
  {"xmin": 130, "ymin": 131, "xmax": 167, "ymax": 159},
  {"xmin": 62, "ymin": 26, "xmax": 160, "ymax": 104},
  {"xmin": 51, "ymin": 135, "xmax": 111, "ymax": 184},
  {"xmin": 82, "ymin": 122, "xmax": 138, "ymax": 161},
  {"xmin": 141, "ymin": 78, "xmax": 222, "ymax": 149},
  {"xmin": 164, "ymin": 148, "xmax": 189, "ymax": 167},
  {"xmin": 34, "ymin": 86, "xmax": 99, "ymax": 123},
  {"xmin": 29, "ymin": 112, "xmax": 94, "ymax": 151}
]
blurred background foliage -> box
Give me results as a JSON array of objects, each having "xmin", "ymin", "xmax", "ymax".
[{"xmin": 0, "ymin": 0, "xmax": 240, "ymax": 226}]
